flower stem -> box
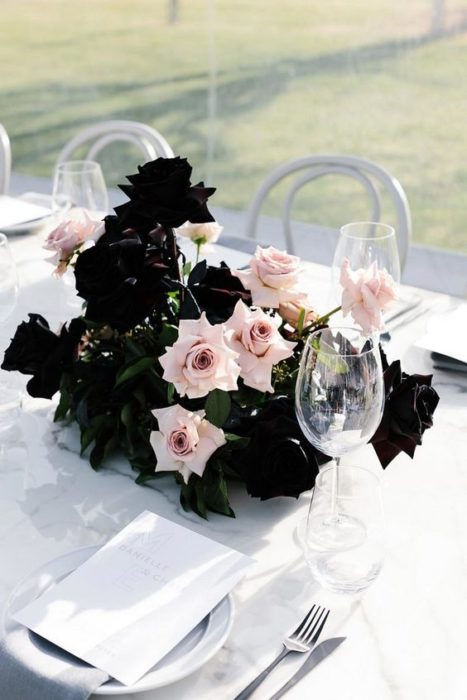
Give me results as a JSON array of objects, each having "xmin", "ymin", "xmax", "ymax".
[
  {"xmin": 195, "ymin": 242, "xmax": 202, "ymax": 266},
  {"xmin": 315, "ymin": 305, "xmax": 342, "ymax": 326}
]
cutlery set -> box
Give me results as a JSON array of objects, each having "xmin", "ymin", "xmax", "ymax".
[{"xmin": 234, "ymin": 605, "xmax": 346, "ymax": 699}]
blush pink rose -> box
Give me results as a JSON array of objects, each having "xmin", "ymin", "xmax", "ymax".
[
  {"xmin": 340, "ymin": 258, "xmax": 397, "ymax": 334},
  {"xmin": 45, "ymin": 215, "xmax": 105, "ymax": 276},
  {"xmin": 176, "ymin": 221, "xmax": 223, "ymax": 244},
  {"xmin": 278, "ymin": 299, "xmax": 318, "ymax": 329},
  {"xmin": 225, "ymin": 300, "xmax": 296, "ymax": 393},
  {"xmin": 232, "ymin": 246, "xmax": 308, "ymax": 308},
  {"xmin": 159, "ymin": 312, "xmax": 240, "ymax": 398},
  {"xmin": 150, "ymin": 404, "xmax": 226, "ymax": 483}
]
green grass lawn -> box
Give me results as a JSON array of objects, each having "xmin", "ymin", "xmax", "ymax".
[{"xmin": 2, "ymin": 0, "xmax": 467, "ymax": 252}]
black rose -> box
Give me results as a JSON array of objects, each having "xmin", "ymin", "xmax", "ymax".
[
  {"xmin": 370, "ymin": 358, "xmax": 440, "ymax": 468},
  {"xmin": 231, "ymin": 396, "xmax": 331, "ymax": 500},
  {"xmin": 113, "ymin": 157, "xmax": 216, "ymax": 229},
  {"xmin": 2, "ymin": 315, "xmax": 85, "ymax": 399},
  {"xmin": 74, "ymin": 238, "xmax": 145, "ymax": 301},
  {"xmin": 189, "ymin": 262, "xmax": 252, "ymax": 324}
]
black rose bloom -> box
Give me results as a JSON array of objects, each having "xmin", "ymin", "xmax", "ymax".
[
  {"xmin": 74, "ymin": 237, "xmax": 172, "ymax": 331},
  {"xmin": 231, "ymin": 396, "xmax": 331, "ymax": 500},
  {"xmin": 2, "ymin": 315, "xmax": 86, "ymax": 399},
  {"xmin": 74, "ymin": 238, "xmax": 145, "ymax": 301},
  {"xmin": 114, "ymin": 157, "xmax": 216, "ymax": 230},
  {"xmin": 189, "ymin": 262, "xmax": 252, "ymax": 324},
  {"xmin": 370, "ymin": 355, "xmax": 440, "ymax": 467}
]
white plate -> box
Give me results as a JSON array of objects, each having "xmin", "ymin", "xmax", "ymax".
[
  {"xmin": 3, "ymin": 546, "xmax": 234, "ymax": 695},
  {"xmin": 2, "ymin": 193, "xmax": 54, "ymax": 235}
]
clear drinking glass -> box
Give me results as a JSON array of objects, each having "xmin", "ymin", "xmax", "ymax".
[
  {"xmin": 305, "ymin": 465, "xmax": 384, "ymax": 593},
  {"xmin": 295, "ymin": 326, "xmax": 384, "ymax": 459},
  {"xmin": 329, "ymin": 221, "xmax": 401, "ymax": 323},
  {"xmin": 52, "ymin": 160, "xmax": 109, "ymax": 223},
  {"xmin": 295, "ymin": 326, "xmax": 384, "ymax": 577},
  {"xmin": 0, "ymin": 233, "xmax": 19, "ymax": 324},
  {"xmin": 0, "ymin": 232, "xmax": 21, "ymax": 434}
]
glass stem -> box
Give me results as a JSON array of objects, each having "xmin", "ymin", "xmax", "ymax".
[{"xmin": 331, "ymin": 457, "xmax": 340, "ymax": 519}]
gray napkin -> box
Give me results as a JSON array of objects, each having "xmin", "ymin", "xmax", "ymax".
[{"xmin": 0, "ymin": 626, "xmax": 110, "ymax": 700}]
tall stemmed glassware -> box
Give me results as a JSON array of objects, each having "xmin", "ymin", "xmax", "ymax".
[
  {"xmin": 0, "ymin": 232, "xmax": 21, "ymax": 437},
  {"xmin": 330, "ymin": 221, "xmax": 400, "ymax": 322},
  {"xmin": 295, "ymin": 326, "xmax": 384, "ymax": 549},
  {"xmin": 52, "ymin": 160, "xmax": 109, "ymax": 223}
]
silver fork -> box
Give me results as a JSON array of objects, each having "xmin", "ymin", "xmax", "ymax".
[{"xmin": 233, "ymin": 605, "xmax": 330, "ymax": 700}]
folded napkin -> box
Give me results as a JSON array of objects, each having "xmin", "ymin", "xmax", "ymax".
[{"xmin": 0, "ymin": 626, "xmax": 109, "ymax": 700}]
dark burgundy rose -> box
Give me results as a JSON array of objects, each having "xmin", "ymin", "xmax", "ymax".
[
  {"xmin": 189, "ymin": 262, "xmax": 252, "ymax": 324},
  {"xmin": 2, "ymin": 315, "xmax": 86, "ymax": 399},
  {"xmin": 2, "ymin": 314, "xmax": 60, "ymax": 376},
  {"xmin": 113, "ymin": 157, "xmax": 216, "ymax": 230},
  {"xmin": 74, "ymin": 238, "xmax": 145, "ymax": 301},
  {"xmin": 370, "ymin": 357, "xmax": 440, "ymax": 467},
  {"xmin": 231, "ymin": 396, "xmax": 331, "ymax": 500}
]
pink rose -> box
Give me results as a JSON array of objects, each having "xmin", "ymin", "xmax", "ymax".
[
  {"xmin": 159, "ymin": 312, "xmax": 240, "ymax": 398},
  {"xmin": 232, "ymin": 246, "xmax": 307, "ymax": 308},
  {"xmin": 225, "ymin": 300, "xmax": 296, "ymax": 392},
  {"xmin": 150, "ymin": 404, "xmax": 226, "ymax": 483},
  {"xmin": 278, "ymin": 299, "xmax": 317, "ymax": 329},
  {"xmin": 44, "ymin": 215, "xmax": 105, "ymax": 276},
  {"xmin": 340, "ymin": 258, "xmax": 397, "ymax": 334},
  {"xmin": 176, "ymin": 221, "xmax": 223, "ymax": 244}
]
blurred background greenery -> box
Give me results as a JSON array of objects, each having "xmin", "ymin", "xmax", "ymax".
[{"xmin": 2, "ymin": 0, "xmax": 467, "ymax": 252}]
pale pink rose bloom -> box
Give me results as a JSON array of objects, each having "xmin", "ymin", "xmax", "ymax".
[
  {"xmin": 225, "ymin": 300, "xmax": 296, "ymax": 393},
  {"xmin": 232, "ymin": 246, "xmax": 307, "ymax": 308},
  {"xmin": 176, "ymin": 221, "xmax": 223, "ymax": 244},
  {"xmin": 340, "ymin": 258, "xmax": 397, "ymax": 334},
  {"xmin": 150, "ymin": 404, "xmax": 226, "ymax": 483},
  {"xmin": 44, "ymin": 215, "xmax": 105, "ymax": 276},
  {"xmin": 278, "ymin": 299, "xmax": 318, "ymax": 329},
  {"xmin": 159, "ymin": 312, "xmax": 240, "ymax": 399}
]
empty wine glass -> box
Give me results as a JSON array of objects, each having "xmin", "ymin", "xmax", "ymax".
[
  {"xmin": 0, "ymin": 233, "xmax": 18, "ymax": 322},
  {"xmin": 295, "ymin": 325, "xmax": 384, "ymax": 589},
  {"xmin": 52, "ymin": 160, "xmax": 109, "ymax": 223},
  {"xmin": 305, "ymin": 465, "xmax": 384, "ymax": 594},
  {"xmin": 0, "ymin": 232, "xmax": 21, "ymax": 434}
]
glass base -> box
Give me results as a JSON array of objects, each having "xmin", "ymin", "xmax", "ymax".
[{"xmin": 308, "ymin": 513, "xmax": 367, "ymax": 551}]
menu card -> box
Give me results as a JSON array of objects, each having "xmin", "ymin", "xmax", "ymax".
[
  {"xmin": 14, "ymin": 511, "xmax": 254, "ymax": 686},
  {"xmin": 0, "ymin": 195, "xmax": 51, "ymax": 229}
]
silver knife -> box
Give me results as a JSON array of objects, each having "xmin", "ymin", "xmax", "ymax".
[{"xmin": 268, "ymin": 636, "xmax": 346, "ymax": 700}]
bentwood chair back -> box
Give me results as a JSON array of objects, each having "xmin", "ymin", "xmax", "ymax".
[
  {"xmin": 57, "ymin": 120, "xmax": 174, "ymax": 165},
  {"xmin": 245, "ymin": 154, "xmax": 411, "ymax": 271},
  {"xmin": 0, "ymin": 123, "xmax": 11, "ymax": 194}
]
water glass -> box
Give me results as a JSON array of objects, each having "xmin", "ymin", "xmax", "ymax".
[
  {"xmin": 305, "ymin": 465, "xmax": 384, "ymax": 594},
  {"xmin": 52, "ymin": 160, "xmax": 109, "ymax": 222}
]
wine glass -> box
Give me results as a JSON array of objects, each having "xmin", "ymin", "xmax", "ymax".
[
  {"xmin": 329, "ymin": 221, "xmax": 400, "ymax": 328},
  {"xmin": 305, "ymin": 464, "xmax": 384, "ymax": 594},
  {"xmin": 0, "ymin": 233, "xmax": 21, "ymax": 435},
  {"xmin": 295, "ymin": 325, "xmax": 385, "ymax": 591},
  {"xmin": 52, "ymin": 160, "xmax": 109, "ymax": 224}
]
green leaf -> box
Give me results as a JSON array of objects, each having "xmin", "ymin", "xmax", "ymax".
[
  {"xmin": 204, "ymin": 389, "xmax": 231, "ymax": 428},
  {"xmin": 224, "ymin": 433, "xmax": 250, "ymax": 450},
  {"xmin": 54, "ymin": 387, "xmax": 71, "ymax": 422},
  {"xmin": 115, "ymin": 356, "xmax": 154, "ymax": 387},
  {"xmin": 167, "ymin": 383, "xmax": 175, "ymax": 403},
  {"xmin": 203, "ymin": 461, "xmax": 235, "ymax": 518},
  {"xmin": 135, "ymin": 472, "xmax": 156, "ymax": 485},
  {"xmin": 124, "ymin": 338, "xmax": 146, "ymax": 359},
  {"xmin": 120, "ymin": 402, "xmax": 134, "ymax": 429}
]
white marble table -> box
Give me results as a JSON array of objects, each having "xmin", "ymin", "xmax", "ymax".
[{"xmin": 1, "ymin": 230, "xmax": 466, "ymax": 700}]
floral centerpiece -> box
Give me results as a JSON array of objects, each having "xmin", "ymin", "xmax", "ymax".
[{"xmin": 2, "ymin": 157, "xmax": 440, "ymax": 518}]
